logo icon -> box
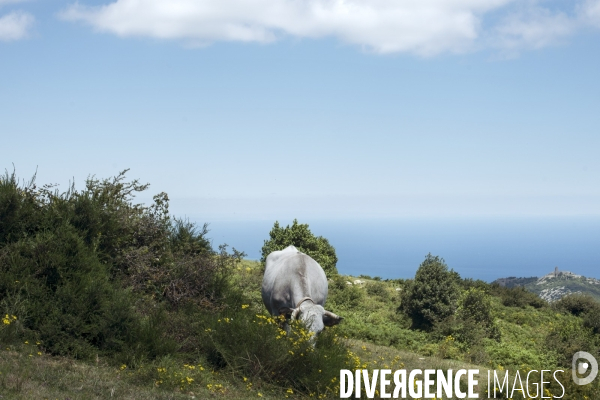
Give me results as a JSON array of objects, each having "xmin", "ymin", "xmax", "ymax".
[{"xmin": 572, "ymin": 351, "xmax": 598, "ymax": 385}]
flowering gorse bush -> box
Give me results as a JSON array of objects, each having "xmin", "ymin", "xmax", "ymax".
[
  {"xmin": 199, "ymin": 303, "xmax": 350, "ymax": 397},
  {"xmin": 0, "ymin": 314, "xmax": 19, "ymax": 342}
]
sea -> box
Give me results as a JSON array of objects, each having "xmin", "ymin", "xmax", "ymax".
[{"xmin": 196, "ymin": 217, "xmax": 600, "ymax": 282}]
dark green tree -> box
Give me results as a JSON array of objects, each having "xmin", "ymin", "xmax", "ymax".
[
  {"xmin": 260, "ymin": 219, "xmax": 338, "ymax": 277},
  {"xmin": 400, "ymin": 254, "xmax": 460, "ymax": 330}
]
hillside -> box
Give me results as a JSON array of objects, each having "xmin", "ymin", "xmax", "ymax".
[
  {"xmin": 493, "ymin": 267, "xmax": 600, "ymax": 302},
  {"xmin": 4, "ymin": 262, "xmax": 600, "ymax": 399},
  {"xmin": 2, "ymin": 171, "xmax": 600, "ymax": 399},
  {"xmin": 3, "ymin": 257, "xmax": 600, "ymax": 399}
]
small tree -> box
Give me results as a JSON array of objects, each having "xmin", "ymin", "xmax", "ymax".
[
  {"xmin": 260, "ymin": 219, "xmax": 338, "ymax": 277},
  {"xmin": 400, "ymin": 254, "xmax": 459, "ymax": 330},
  {"xmin": 456, "ymin": 287, "xmax": 500, "ymax": 339}
]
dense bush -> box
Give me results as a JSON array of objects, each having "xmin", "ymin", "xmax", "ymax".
[
  {"xmin": 456, "ymin": 287, "xmax": 499, "ymax": 339},
  {"xmin": 486, "ymin": 341, "xmax": 557, "ymax": 370},
  {"xmin": 544, "ymin": 318, "xmax": 600, "ymax": 368},
  {"xmin": 460, "ymin": 278, "xmax": 490, "ymax": 291},
  {"xmin": 543, "ymin": 372, "xmax": 600, "ymax": 400},
  {"xmin": 260, "ymin": 219, "xmax": 338, "ymax": 277},
  {"xmin": 400, "ymin": 254, "xmax": 460, "ymax": 330},
  {"xmin": 434, "ymin": 287, "xmax": 500, "ymax": 350},
  {"xmin": 365, "ymin": 281, "xmax": 389, "ymax": 301},
  {"xmin": 0, "ymin": 170, "xmax": 218, "ymax": 361},
  {"xmin": 327, "ymin": 275, "xmax": 364, "ymax": 310},
  {"xmin": 490, "ymin": 284, "xmax": 547, "ymax": 309},
  {"xmin": 0, "ymin": 226, "xmax": 138, "ymax": 358},
  {"xmin": 553, "ymin": 293, "xmax": 600, "ymax": 336},
  {"xmin": 337, "ymin": 310, "xmax": 419, "ymax": 348},
  {"xmin": 553, "ymin": 293, "xmax": 600, "ymax": 316},
  {"xmin": 128, "ymin": 244, "xmax": 243, "ymax": 310},
  {"xmin": 583, "ymin": 306, "xmax": 600, "ymax": 334}
]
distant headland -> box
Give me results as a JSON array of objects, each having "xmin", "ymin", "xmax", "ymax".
[{"xmin": 493, "ymin": 267, "xmax": 600, "ymax": 303}]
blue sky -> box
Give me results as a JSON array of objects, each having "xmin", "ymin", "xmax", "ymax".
[{"xmin": 2, "ymin": 0, "xmax": 600, "ymax": 222}]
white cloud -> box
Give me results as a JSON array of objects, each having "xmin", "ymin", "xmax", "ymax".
[
  {"xmin": 61, "ymin": 0, "xmax": 517, "ymax": 55},
  {"xmin": 60, "ymin": 0, "xmax": 600, "ymax": 55},
  {"xmin": 492, "ymin": 7, "xmax": 576, "ymax": 52},
  {"xmin": 579, "ymin": 0, "xmax": 600, "ymax": 27},
  {"xmin": 0, "ymin": 11, "xmax": 34, "ymax": 41}
]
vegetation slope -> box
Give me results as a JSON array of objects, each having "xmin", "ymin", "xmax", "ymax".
[{"xmin": 1, "ymin": 171, "xmax": 599, "ymax": 399}]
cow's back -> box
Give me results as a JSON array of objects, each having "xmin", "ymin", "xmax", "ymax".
[{"xmin": 262, "ymin": 246, "xmax": 328, "ymax": 316}]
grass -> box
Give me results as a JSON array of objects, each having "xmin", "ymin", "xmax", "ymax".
[
  {"xmin": 1, "ymin": 347, "xmax": 198, "ymax": 400},
  {"xmin": 0, "ymin": 344, "xmax": 288, "ymax": 399},
  {"xmin": 0, "ymin": 337, "xmax": 488, "ymax": 400},
  {"xmin": 351, "ymin": 341, "xmax": 503, "ymax": 400}
]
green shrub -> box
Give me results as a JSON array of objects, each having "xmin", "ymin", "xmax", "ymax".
[
  {"xmin": 457, "ymin": 288, "xmax": 491, "ymax": 323},
  {"xmin": 544, "ymin": 318, "xmax": 600, "ymax": 368},
  {"xmin": 260, "ymin": 219, "xmax": 338, "ymax": 277},
  {"xmin": 435, "ymin": 334, "xmax": 462, "ymax": 359},
  {"xmin": 432, "ymin": 287, "xmax": 500, "ymax": 354},
  {"xmin": 0, "ymin": 170, "xmax": 216, "ymax": 362},
  {"xmin": 400, "ymin": 254, "xmax": 460, "ymax": 330},
  {"xmin": 384, "ymin": 278, "xmax": 406, "ymax": 286},
  {"xmin": 551, "ymin": 294, "xmax": 600, "ymax": 340},
  {"xmin": 327, "ymin": 276, "xmax": 364, "ymax": 310},
  {"xmin": 0, "ymin": 312, "xmax": 20, "ymax": 343},
  {"xmin": 432, "ymin": 315, "xmax": 495, "ymax": 355},
  {"xmin": 490, "ymin": 284, "xmax": 547, "ymax": 309},
  {"xmin": 198, "ymin": 304, "xmax": 350, "ymax": 397},
  {"xmin": 366, "ymin": 281, "xmax": 389, "ymax": 301},
  {"xmin": 460, "ymin": 278, "xmax": 490, "ymax": 291},
  {"xmin": 170, "ymin": 218, "xmax": 212, "ymax": 256},
  {"xmin": 335, "ymin": 309, "xmax": 416, "ymax": 348},
  {"xmin": 119, "ymin": 305, "xmax": 180, "ymax": 367},
  {"xmin": 541, "ymin": 369, "xmax": 600, "ymax": 399},
  {"xmin": 127, "ymin": 244, "xmax": 243, "ymax": 309},
  {"xmin": 583, "ymin": 306, "xmax": 600, "ymax": 334},
  {"xmin": 486, "ymin": 341, "xmax": 556, "ymax": 370},
  {"xmin": 0, "ymin": 224, "xmax": 139, "ymax": 359},
  {"xmin": 553, "ymin": 293, "xmax": 600, "ymax": 317},
  {"xmin": 456, "ymin": 287, "xmax": 500, "ymax": 340}
]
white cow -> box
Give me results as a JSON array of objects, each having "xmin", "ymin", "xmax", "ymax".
[{"xmin": 261, "ymin": 245, "xmax": 343, "ymax": 334}]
